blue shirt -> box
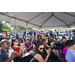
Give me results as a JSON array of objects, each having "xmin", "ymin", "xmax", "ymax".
[
  {"xmin": 46, "ymin": 32, "xmax": 49, "ymax": 35},
  {"xmin": 72, "ymin": 38, "xmax": 75, "ymax": 41},
  {"xmin": 74, "ymin": 33, "xmax": 75, "ymax": 36},
  {"xmin": 29, "ymin": 32, "xmax": 32, "ymax": 36},
  {"xmin": 65, "ymin": 48, "xmax": 75, "ymax": 62},
  {"xmin": 34, "ymin": 32, "xmax": 36, "ymax": 36},
  {"xmin": 51, "ymin": 38, "xmax": 54, "ymax": 42},
  {"xmin": 18, "ymin": 38, "xmax": 23, "ymax": 43},
  {"xmin": 0, "ymin": 38, "xmax": 2, "ymax": 41},
  {"xmin": 37, "ymin": 39, "xmax": 40, "ymax": 43},
  {"xmin": 29, "ymin": 38, "xmax": 32, "ymax": 45},
  {"xmin": 18, "ymin": 38, "xmax": 23, "ymax": 46},
  {"xmin": 50, "ymin": 33, "xmax": 53, "ymax": 37}
]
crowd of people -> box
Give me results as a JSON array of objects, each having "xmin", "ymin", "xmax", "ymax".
[{"xmin": 0, "ymin": 30, "xmax": 75, "ymax": 62}]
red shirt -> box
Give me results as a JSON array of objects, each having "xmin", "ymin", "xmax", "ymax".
[{"xmin": 12, "ymin": 46, "xmax": 22, "ymax": 59}]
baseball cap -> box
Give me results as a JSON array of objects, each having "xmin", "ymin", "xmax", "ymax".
[
  {"xmin": 18, "ymin": 33, "xmax": 22, "ymax": 36},
  {"xmin": 0, "ymin": 39, "xmax": 9, "ymax": 45},
  {"xmin": 67, "ymin": 40, "xmax": 75, "ymax": 46},
  {"xmin": 26, "ymin": 38, "xmax": 30, "ymax": 40}
]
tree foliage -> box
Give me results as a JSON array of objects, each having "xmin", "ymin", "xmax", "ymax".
[
  {"xmin": 0, "ymin": 21, "xmax": 3, "ymax": 32},
  {"xmin": 0, "ymin": 21, "xmax": 35, "ymax": 33}
]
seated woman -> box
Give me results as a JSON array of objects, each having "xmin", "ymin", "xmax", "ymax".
[
  {"xmin": 50, "ymin": 42, "xmax": 63, "ymax": 62},
  {"xmin": 25, "ymin": 38, "xmax": 34, "ymax": 53},
  {"xmin": 63, "ymin": 47, "xmax": 68, "ymax": 62},
  {"xmin": 52, "ymin": 34, "xmax": 59, "ymax": 43},
  {"xmin": 34, "ymin": 42, "xmax": 51, "ymax": 62},
  {"xmin": 40, "ymin": 39, "xmax": 62, "ymax": 62},
  {"xmin": 20, "ymin": 43, "xmax": 27, "ymax": 55},
  {"xmin": 60, "ymin": 38, "xmax": 67, "ymax": 54},
  {"xmin": 47, "ymin": 36, "xmax": 52, "ymax": 46},
  {"xmin": 62, "ymin": 40, "xmax": 70, "ymax": 62},
  {"xmin": 11, "ymin": 38, "xmax": 22, "ymax": 61}
]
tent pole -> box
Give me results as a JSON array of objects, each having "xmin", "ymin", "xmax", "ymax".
[
  {"xmin": 14, "ymin": 19, "xmax": 16, "ymax": 34},
  {"xmin": 26, "ymin": 22, "xmax": 28, "ymax": 38},
  {"xmin": 15, "ymin": 24, "xmax": 16, "ymax": 34},
  {"xmin": 17, "ymin": 26, "xmax": 19, "ymax": 34}
]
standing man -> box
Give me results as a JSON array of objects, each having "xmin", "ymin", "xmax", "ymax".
[
  {"xmin": 69, "ymin": 31, "xmax": 72, "ymax": 40},
  {"xmin": 57, "ymin": 32, "xmax": 58, "ymax": 36},
  {"xmin": 34, "ymin": 30, "xmax": 36, "ymax": 38},
  {"xmin": 50, "ymin": 31, "xmax": 53, "ymax": 37}
]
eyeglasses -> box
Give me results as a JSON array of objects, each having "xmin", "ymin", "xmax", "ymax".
[{"xmin": 39, "ymin": 48, "xmax": 44, "ymax": 50}]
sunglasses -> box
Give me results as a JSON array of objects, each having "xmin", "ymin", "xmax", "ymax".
[
  {"xmin": 39, "ymin": 48, "xmax": 44, "ymax": 50},
  {"xmin": 15, "ymin": 41, "xmax": 18, "ymax": 42}
]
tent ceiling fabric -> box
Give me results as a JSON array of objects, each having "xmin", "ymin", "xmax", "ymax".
[{"xmin": 0, "ymin": 12, "xmax": 75, "ymax": 29}]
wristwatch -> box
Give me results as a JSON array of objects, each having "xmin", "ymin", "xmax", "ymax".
[{"xmin": 47, "ymin": 55, "xmax": 49, "ymax": 58}]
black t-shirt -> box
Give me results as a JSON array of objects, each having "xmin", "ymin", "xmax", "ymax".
[
  {"xmin": 32, "ymin": 50, "xmax": 47, "ymax": 62},
  {"xmin": 34, "ymin": 49, "xmax": 47, "ymax": 62}
]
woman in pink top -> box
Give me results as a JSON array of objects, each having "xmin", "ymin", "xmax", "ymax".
[
  {"xmin": 63, "ymin": 47, "xmax": 68, "ymax": 62},
  {"xmin": 62, "ymin": 40, "xmax": 70, "ymax": 62}
]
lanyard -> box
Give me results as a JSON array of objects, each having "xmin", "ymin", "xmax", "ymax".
[{"xmin": 5, "ymin": 51, "xmax": 9, "ymax": 56}]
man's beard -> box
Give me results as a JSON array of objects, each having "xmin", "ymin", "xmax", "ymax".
[{"xmin": 5, "ymin": 47, "xmax": 10, "ymax": 51}]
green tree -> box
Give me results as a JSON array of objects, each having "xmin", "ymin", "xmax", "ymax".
[
  {"xmin": 19, "ymin": 25, "xmax": 26, "ymax": 32},
  {"xmin": 3, "ymin": 21, "xmax": 11, "ymax": 32},
  {"xmin": 0, "ymin": 21, "xmax": 3, "ymax": 32},
  {"xmin": 54, "ymin": 29, "xmax": 57, "ymax": 32}
]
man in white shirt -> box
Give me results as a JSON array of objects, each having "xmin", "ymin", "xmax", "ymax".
[{"xmin": 65, "ymin": 40, "xmax": 75, "ymax": 62}]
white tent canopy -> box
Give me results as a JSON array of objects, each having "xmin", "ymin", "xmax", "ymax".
[{"xmin": 0, "ymin": 12, "xmax": 75, "ymax": 29}]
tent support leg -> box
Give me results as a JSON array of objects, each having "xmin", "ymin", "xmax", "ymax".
[
  {"xmin": 17, "ymin": 26, "xmax": 19, "ymax": 34},
  {"xmin": 26, "ymin": 22, "xmax": 28, "ymax": 38},
  {"xmin": 14, "ymin": 19, "xmax": 16, "ymax": 34}
]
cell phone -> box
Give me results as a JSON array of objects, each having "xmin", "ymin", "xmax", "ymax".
[{"xmin": 45, "ymin": 46, "xmax": 49, "ymax": 49}]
